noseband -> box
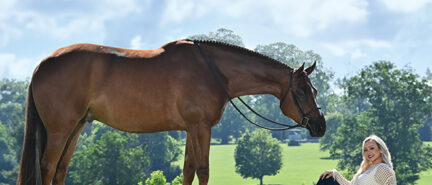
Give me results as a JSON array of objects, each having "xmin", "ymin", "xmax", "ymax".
[{"xmin": 193, "ymin": 41, "xmax": 319, "ymax": 131}]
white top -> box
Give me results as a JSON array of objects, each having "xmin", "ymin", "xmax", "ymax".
[{"xmin": 331, "ymin": 163, "xmax": 397, "ymax": 185}]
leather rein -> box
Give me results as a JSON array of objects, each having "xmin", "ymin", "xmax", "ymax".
[{"xmin": 193, "ymin": 41, "xmax": 318, "ymax": 131}]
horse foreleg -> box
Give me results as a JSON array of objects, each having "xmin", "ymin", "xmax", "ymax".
[
  {"xmin": 52, "ymin": 121, "xmax": 86, "ymax": 185},
  {"xmin": 187, "ymin": 123, "xmax": 211, "ymax": 185},
  {"xmin": 183, "ymin": 134, "xmax": 196, "ymax": 185}
]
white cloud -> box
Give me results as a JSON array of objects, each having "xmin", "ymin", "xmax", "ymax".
[
  {"xmin": 323, "ymin": 43, "xmax": 347, "ymax": 57},
  {"xmin": 161, "ymin": 0, "xmax": 196, "ymax": 24},
  {"xmin": 322, "ymin": 39, "xmax": 391, "ymax": 58},
  {"xmin": 379, "ymin": 0, "xmax": 432, "ymax": 13},
  {"xmin": 0, "ymin": 0, "xmax": 141, "ymax": 44},
  {"xmin": 160, "ymin": 0, "xmax": 369, "ymax": 37},
  {"xmin": 130, "ymin": 35, "xmax": 147, "ymax": 49},
  {"xmin": 351, "ymin": 48, "xmax": 366, "ymax": 59},
  {"xmin": 0, "ymin": 53, "xmax": 39, "ymax": 80},
  {"xmin": 264, "ymin": 0, "xmax": 369, "ymax": 37},
  {"xmin": 0, "ymin": 0, "xmax": 16, "ymax": 19}
]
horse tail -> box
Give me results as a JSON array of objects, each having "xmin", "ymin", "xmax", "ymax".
[{"xmin": 17, "ymin": 82, "xmax": 46, "ymax": 185}]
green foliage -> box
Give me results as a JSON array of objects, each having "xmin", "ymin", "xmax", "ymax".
[
  {"xmin": 67, "ymin": 122, "xmax": 183, "ymax": 183},
  {"xmin": 0, "ymin": 122, "xmax": 18, "ymax": 185},
  {"xmin": 319, "ymin": 112, "xmax": 343, "ymax": 151},
  {"xmin": 328, "ymin": 61, "xmax": 432, "ymax": 185},
  {"xmin": 0, "ymin": 79, "xmax": 28, "ymax": 184},
  {"xmin": 170, "ymin": 173, "xmax": 183, "ymax": 185},
  {"xmin": 67, "ymin": 131, "xmax": 148, "ymax": 185},
  {"xmin": 144, "ymin": 170, "xmax": 168, "ymax": 185},
  {"xmin": 138, "ymin": 132, "xmax": 183, "ymax": 181},
  {"xmin": 419, "ymin": 124, "xmax": 431, "ymax": 141},
  {"xmin": 212, "ymin": 97, "xmax": 256, "ymax": 144},
  {"xmin": 426, "ymin": 68, "xmax": 432, "ymax": 80},
  {"xmin": 188, "ymin": 28, "xmax": 244, "ymax": 47},
  {"xmin": 235, "ymin": 129, "xmax": 282, "ymax": 185},
  {"xmin": 0, "ymin": 79, "xmax": 27, "ymax": 156}
]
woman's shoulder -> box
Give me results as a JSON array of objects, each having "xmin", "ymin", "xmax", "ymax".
[
  {"xmin": 376, "ymin": 163, "xmax": 391, "ymax": 169},
  {"xmin": 373, "ymin": 163, "xmax": 397, "ymax": 184},
  {"xmin": 374, "ymin": 163, "xmax": 393, "ymax": 173}
]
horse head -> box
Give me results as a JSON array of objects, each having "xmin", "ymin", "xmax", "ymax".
[{"xmin": 280, "ymin": 62, "xmax": 326, "ymax": 137}]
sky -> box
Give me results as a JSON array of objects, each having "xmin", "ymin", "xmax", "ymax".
[{"xmin": 0, "ymin": 0, "xmax": 431, "ymax": 81}]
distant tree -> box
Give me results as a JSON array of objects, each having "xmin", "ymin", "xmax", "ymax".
[
  {"xmin": 0, "ymin": 79, "xmax": 28, "ymax": 184},
  {"xmin": 426, "ymin": 68, "xmax": 432, "ymax": 80},
  {"xmin": 138, "ymin": 132, "xmax": 182, "ymax": 181},
  {"xmin": 0, "ymin": 79, "xmax": 27, "ymax": 157},
  {"xmin": 188, "ymin": 28, "xmax": 244, "ymax": 47},
  {"xmin": 419, "ymin": 124, "xmax": 431, "ymax": 141},
  {"xmin": 170, "ymin": 174, "xmax": 183, "ymax": 185},
  {"xmin": 212, "ymin": 97, "xmax": 256, "ymax": 144},
  {"xmin": 319, "ymin": 112, "xmax": 343, "ymax": 151},
  {"xmin": 143, "ymin": 171, "xmax": 168, "ymax": 185},
  {"xmin": 235, "ymin": 129, "xmax": 282, "ymax": 185},
  {"xmin": 67, "ymin": 131, "xmax": 148, "ymax": 185},
  {"xmin": 329, "ymin": 61, "xmax": 432, "ymax": 185},
  {"xmin": 0, "ymin": 121, "xmax": 18, "ymax": 185}
]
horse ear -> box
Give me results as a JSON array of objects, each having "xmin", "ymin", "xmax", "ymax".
[
  {"xmin": 295, "ymin": 63, "xmax": 305, "ymax": 74},
  {"xmin": 305, "ymin": 61, "xmax": 317, "ymax": 75}
]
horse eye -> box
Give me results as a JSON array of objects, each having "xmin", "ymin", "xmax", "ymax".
[{"xmin": 296, "ymin": 89, "xmax": 305, "ymax": 96}]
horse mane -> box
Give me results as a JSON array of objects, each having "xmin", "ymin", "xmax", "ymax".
[{"xmin": 190, "ymin": 39, "xmax": 294, "ymax": 70}]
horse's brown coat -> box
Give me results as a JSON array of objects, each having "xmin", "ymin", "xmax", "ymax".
[{"xmin": 17, "ymin": 39, "xmax": 325, "ymax": 185}]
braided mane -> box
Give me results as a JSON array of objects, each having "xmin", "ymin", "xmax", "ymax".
[{"xmin": 191, "ymin": 39, "xmax": 293, "ymax": 70}]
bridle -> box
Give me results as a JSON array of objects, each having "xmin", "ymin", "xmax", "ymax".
[
  {"xmin": 284, "ymin": 71, "xmax": 322, "ymax": 128},
  {"xmin": 193, "ymin": 41, "xmax": 320, "ymax": 131}
]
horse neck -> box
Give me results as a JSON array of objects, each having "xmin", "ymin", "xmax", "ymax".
[{"xmin": 206, "ymin": 45, "xmax": 292, "ymax": 99}]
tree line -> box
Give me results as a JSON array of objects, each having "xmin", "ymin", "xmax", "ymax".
[{"xmin": 1, "ymin": 28, "xmax": 432, "ymax": 185}]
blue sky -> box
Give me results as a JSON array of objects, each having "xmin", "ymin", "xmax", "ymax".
[{"xmin": 1, "ymin": 0, "xmax": 431, "ymax": 80}]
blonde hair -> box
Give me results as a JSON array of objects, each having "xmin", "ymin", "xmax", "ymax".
[{"xmin": 352, "ymin": 135, "xmax": 393, "ymax": 181}]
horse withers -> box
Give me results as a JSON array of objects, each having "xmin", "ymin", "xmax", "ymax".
[{"xmin": 17, "ymin": 39, "xmax": 326, "ymax": 185}]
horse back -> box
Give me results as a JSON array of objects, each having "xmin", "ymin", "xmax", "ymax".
[{"xmin": 31, "ymin": 40, "xmax": 226, "ymax": 133}]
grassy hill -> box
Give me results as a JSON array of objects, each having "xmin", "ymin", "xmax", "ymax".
[{"xmin": 176, "ymin": 142, "xmax": 432, "ymax": 185}]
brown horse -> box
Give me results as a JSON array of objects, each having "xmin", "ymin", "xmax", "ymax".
[{"xmin": 17, "ymin": 39, "xmax": 326, "ymax": 185}]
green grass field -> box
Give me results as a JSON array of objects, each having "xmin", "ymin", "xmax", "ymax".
[{"xmin": 177, "ymin": 142, "xmax": 432, "ymax": 185}]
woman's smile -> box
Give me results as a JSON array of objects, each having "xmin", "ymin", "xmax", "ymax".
[{"xmin": 363, "ymin": 140, "xmax": 383, "ymax": 165}]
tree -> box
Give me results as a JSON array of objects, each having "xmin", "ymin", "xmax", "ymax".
[
  {"xmin": 143, "ymin": 170, "xmax": 168, "ymax": 185},
  {"xmin": 0, "ymin": 79, "xmax": 27, "ymax": 156},
  {"xmin": 0, "ymin": 121, "xmax": 18, "ymax": 185},
  {"xmin": 67, "ymin": 131, "xmax": 148, "ymax": 185},
  {"xmin": 419, "ymin": 124, "xmax": 431, "ymax": 141},
  {"xmin": 170, "ymin": 174, "xmax": 183, "ymax": 185},
  {"xmin": 188, "ymin": 28, "xmax": 244, "ymax": 47},
  {"xmin": 138, "ymin": 132, "xmax": 182, "ymax": 181},
  {"xmin": 319, "ymin": 112, "xmax": 343, "ymax": 151},
  {"xmin": 426, "ymin": 68, "xmax": 432, "ymax": 80},
  {"xmin": 234, "ymin": 129, "xmax": 282, "ymax": 185},
  {"xmin": 212, "ymin": 97, "xmax": 256, "ymax": 144},
  {"xmin": 0, "ymin": 79, "xmax": 28, "ymax": 184},
  {"xmin": 328, "ymin": 61, "xmax": 432, "ymax": 185}
]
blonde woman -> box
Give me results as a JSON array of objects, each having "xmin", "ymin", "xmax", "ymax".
[{"xmin": 317, "ymin": 135, "xmax": 397, "ymax": 185}]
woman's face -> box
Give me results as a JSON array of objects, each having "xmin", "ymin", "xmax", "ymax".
[{"xmin": 363, "ymin": 140, "xmax": 383, "ymax": 165}]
